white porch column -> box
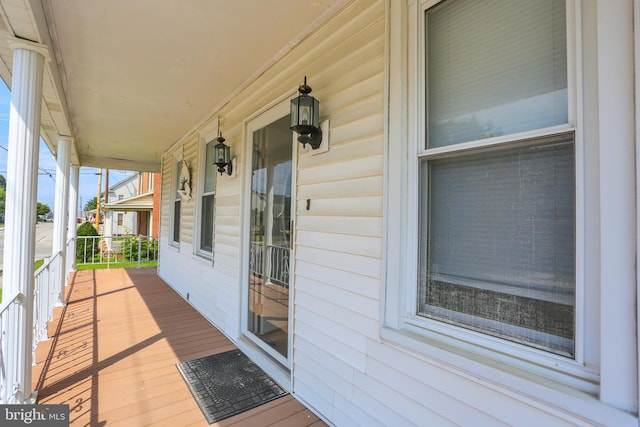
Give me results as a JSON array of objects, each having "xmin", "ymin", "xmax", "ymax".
[
  {"xmin": 67, "ymin": 165, "xmax": 79, "ymax": 273},
  {"xmin": 596, "ymin": 0, "xmax": 638, "ymax": 413},
  {"xmin": 3, "ymin": 38, "xmax": 47, "ymax": 404},
  {"xmin": 52, "ymin": 137, "xmax": 71, "ymax": 305},
  {"xmin": 104, "ymin": 210, "xmax": 113, "ymax": 249}
]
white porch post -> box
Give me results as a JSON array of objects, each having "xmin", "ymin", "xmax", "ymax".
[
  {"xmin": 596, "ymin": 0, "xmax": 638, "ymax": 412},
  {"xmin": 104, "ymin": 210, "xmax": 113, "ymax": 249},
  {"xmin": 67, "ymin": 165, "xmax": 79, "ymax": 273},
  {"xmin": 52, "ymin": 137, "xmax": 71, "ymax": 305},
  {"xmin": 3, "ymin": 38, "xmax": 47, "ymax": 404}
]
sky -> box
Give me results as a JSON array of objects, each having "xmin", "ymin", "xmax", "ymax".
[{"xmin": 0, "ymin": 82, "xmax": 132, "ymax": 218}]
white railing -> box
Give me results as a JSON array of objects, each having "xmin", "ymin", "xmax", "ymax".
[
  {"xmin": 0, "ymin": 290, "xmax": 22, "ymax": 403},
  {"xmin": 268, "ymin": 245, "xmax": 290, "ymax": 287},
  {"xmin": 0, "ymin": 249, "xmax": 63, "ymax": 404},
  {"xmin": 76, "ymin": 235, "xmax": 158, "ymax": 268},
  {"xmin": 33, "ymin": 252, "xmax": 62, "ymax": 354},
  {"xmin": 250, "ymin": 241, "xmax": 265, "ymax": 279},
  {"xmin": 1, "ymin": 235, "xmax": 157, "ymax": 403},
  {"xmin": 249, "ymin": 242, "xmax": 289, "ymax": 287}
]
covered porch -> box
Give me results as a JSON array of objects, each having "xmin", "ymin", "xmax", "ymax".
[
  {"xmin": 0, "ymin": 0, "xmax": 345, "ymax": 417},
  {"xmin": 32, "ymin": 267, "xmax": 323, "ymax": 426}
]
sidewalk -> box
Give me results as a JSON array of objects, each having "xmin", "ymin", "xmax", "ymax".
[{"xmin": 0, "ymin": 222, "xmax": 55, "ymax": 289}]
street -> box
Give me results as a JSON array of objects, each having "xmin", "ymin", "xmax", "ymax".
[{"xmin": 0, "ymin": 221, "xmax": 55, "ymax": 288}]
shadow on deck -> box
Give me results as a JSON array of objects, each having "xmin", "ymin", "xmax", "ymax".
[{"xmin": 32, "ymin": 268, "xmax": 324, "ymax": 427}]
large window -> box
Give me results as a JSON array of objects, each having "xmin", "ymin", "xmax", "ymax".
[
  {"xmin": 418, "ymin": 0, "xmax": 574, "ymax": 357},
  {"xmin": 199, "ymin": 140, "xmax": 217, "ymax": 254}
]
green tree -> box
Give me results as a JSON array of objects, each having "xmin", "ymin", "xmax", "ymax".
[
  {"xmin": 76, "ymin": 221, "xmax": 100, "ymax": 261},
  {"xmin": 0, "ymin": 174, "xmax": 5, "ymax": 219},
  {"xmin": 37, "ymin": 202, "xmax": 51, "ymax": 217},
  {"xmin": 0, "ymin": 186, "xmax": 5, "ymax": 219},
  {"xmin": 84, "ymin": 196, "xmax": 97, "ymax": 212}
]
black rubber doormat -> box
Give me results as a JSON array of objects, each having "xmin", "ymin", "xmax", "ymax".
[{"xmin": 176, "ymin": 349, "xmax": 288, "ymax": 424}]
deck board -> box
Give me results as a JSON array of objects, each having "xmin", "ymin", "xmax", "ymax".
[{"xmin": 32, "ymin": 268, "xmax": 325, "ymax": 427}]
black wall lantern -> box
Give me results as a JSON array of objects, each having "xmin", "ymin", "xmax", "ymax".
[
  {"xmin": 213, "ymin": 132, "xmax": 232, "ymax": 175},
  {"xmin": 290, "ymin": 76, "xmax": 322, "ymax": 149}
]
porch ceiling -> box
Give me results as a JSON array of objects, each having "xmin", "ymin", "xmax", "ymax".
[{"xmin": 0, "ymin": 0, "xmax": 348, "ymax": 172}]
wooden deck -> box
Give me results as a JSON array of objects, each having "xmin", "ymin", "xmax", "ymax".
[{"xmin": 32, "ymin": 268, "xmax": 325, "ymax": 427}]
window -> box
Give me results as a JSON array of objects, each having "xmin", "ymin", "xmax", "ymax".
[
  {"xmin": 118, "ymin": 195, "xmax": 124, "ymax": 201},
  {"xmin": 386, "ymin": 0, "xmax": 639, "ymax": 407},
  {"xmin": 199, "ymin": 140, "xmax": 217, "ymax": 254},
  {"xmin": 173, "ymin": 159, "xmax": 182, "ymax": 244},
  {"xmin": 117, "ymin": 213, "xmax": 124, "ymax": 226},
  {"xmin": 416, "ymin": 0, "xmax": 575, "ymax": 357}
]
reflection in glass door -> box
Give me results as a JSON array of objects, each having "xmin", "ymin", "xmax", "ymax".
[{"xmin": 247, "ymin": 115, "xmax": 293, "ymax": 359}]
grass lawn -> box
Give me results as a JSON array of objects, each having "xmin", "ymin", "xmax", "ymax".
[{"xmin": 77, "ymin": 261, "xmax": 158, "ymax": 271}]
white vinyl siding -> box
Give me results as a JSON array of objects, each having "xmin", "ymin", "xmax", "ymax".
[
  {"xmin": 159, "ymin": 0, "xmax": 386, "ymax": 410},
  {"xmin": 160, "ymin": 155, "xmax": 172, "ymax": 237},
  {"xmin": 157, "ymin": 0, "xmax": 638, "ymax": 424},
  {"xmin": 181, "ymin": 137, "xmax": 198, "ymax": 245}
]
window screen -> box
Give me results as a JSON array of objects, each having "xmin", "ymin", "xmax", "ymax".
[
  {"xmin": 420, "ymin": 136, "xmax": 575, "ymax": 355},
  {"xmin": 419, "ymin": 0, "xmax": 574, "ymax": 357}
]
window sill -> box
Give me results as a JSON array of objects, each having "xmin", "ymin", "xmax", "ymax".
[
  {"xmin": 381, "ymin": 323, "xmax": 598, "ymax": 396},
  {"xmin": 195, "ymin": 251, "xmax": 213, "ymax": 263},
  {"xmin": 381, "ymin": 326, "xmax": 638, "ymax": 425}
]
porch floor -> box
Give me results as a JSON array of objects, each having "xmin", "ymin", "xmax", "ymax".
[{"xmin": 32, "ymin": 268, "xmax": 325, "ymax": 427}]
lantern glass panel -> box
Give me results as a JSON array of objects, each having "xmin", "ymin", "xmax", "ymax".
[
  {"xmin": 299, "ymin": 101, "xmax": 311, "ymax": 126},
  {"xmin": 311, "ymin": 97, "xmax": 319, "ymax": 128},
  {"xmin": 290, "ymin": 97, "xmax": 299, "ymax": 128},
  {"xmin": 214, "ymin": 143, "xmax": 229, "ymax": 165}
]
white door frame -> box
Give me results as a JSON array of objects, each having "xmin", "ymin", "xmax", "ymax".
[{"xmin": 240, "ymin": 96, "xmax": 298, "ymax": 372}]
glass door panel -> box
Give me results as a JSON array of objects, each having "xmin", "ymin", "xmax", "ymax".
[{"xmin": 248, "ymin": 115, "xmax": 292, "ymax": 359}]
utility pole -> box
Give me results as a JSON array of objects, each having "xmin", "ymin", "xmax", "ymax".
[
  {"xmin": 95, "ymin": 168, "xmax": 102, "ymax": 232},
  {"xmin": 105, "ymin": 169, "xmax": 109, "ymax": 204}
]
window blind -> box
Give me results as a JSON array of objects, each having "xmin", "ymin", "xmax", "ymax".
[
  {"xmin": 427, "ymin": 0, "xmax": 568, "ymax": 148},
  {"xmin": 420, "ymin": 136, "xmax": 575, "ymax": 355}
]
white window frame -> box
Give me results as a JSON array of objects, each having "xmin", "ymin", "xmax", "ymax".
[
  {"xmin": 194, "ymin": 123, "xmax": 220, "ymax": 260},
  {"xmin": 382, "ymin": 0, "xmax": 602, "ymax": 394}
]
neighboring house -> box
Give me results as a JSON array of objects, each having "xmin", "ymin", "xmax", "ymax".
[
  {"xmin": 1, "ymin": 1, "xmax": 639, "ymax": 426},
  {"xmin": 103, "ymin": 172, "xmax": 161, "ymax": 237}
]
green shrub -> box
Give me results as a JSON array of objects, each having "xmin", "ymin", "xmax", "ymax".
[
  {"xmin": 121, "ymin": 237, "xmax": 158, "ymax": 262},
  {"xmin": 76, "ymin": 222, "xmax": 100, "ymax": 262}
]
